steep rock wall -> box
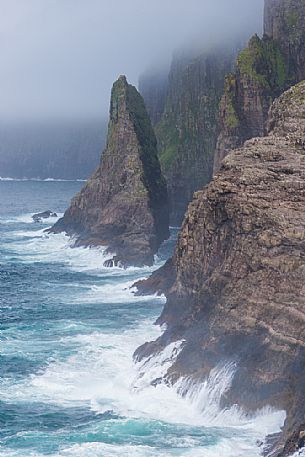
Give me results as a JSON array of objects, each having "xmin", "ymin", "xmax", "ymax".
[
  {"xmin": 264, "ymin": 0, "xmax": 305, "ymax": 81},
  {"xmin": 214, "ymin": 0, "xmax": 305, "ymax": 173},
  {"xmin": 136, "ymin": 81, "xmax": 305, "ymax": 456},
  {"xmin": 155, "ymin": 47, "xmax": 239, "ymax": 225},
  {"xmin": 138, "ymin": 69, "xmax": 168, "ymax": 126}
]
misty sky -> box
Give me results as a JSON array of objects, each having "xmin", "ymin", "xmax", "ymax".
[{"xmin": 0, "ymin": 0, "xmax": 264, "ymax": 120}]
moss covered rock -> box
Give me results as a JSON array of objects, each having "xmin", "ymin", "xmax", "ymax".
[
  {"xmin": 214, "ymin": 0, "xmax": 305, "ymax": 173},
  {"xmin": 154, "ymin": 47, "xmax": 240, "ymax": 225}
]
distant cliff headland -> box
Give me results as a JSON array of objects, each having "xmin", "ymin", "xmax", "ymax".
[{"xmin": 0, "ymin": 119, "xmax": 107, "ymax": 180}]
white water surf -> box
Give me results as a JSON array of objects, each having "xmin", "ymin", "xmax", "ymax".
[{"xmin": 0, "ymin": 211, "xmax": 286, "ymax": 457}]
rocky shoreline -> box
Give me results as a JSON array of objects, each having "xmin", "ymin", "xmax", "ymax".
[
  {"xmin": 135, "ymin": 81, "xmax": 305, "ymax": 456},
  {"xmin": 47, "ymin": 0, "xmax": 305, "ymax": 454}
]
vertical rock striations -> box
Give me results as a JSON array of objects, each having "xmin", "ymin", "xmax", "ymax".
[
  {"xmin": 154, "ymin": 47, "xmax": 240, "ymax": 225},
  {"xmin": 50, "ymin": 76, "xmax": 169, "ymax": 267},
  {"xmin": 136, "ymin": 81, "xmax": 305, "ymax": 456},
  {"xmin": 214, "ymin": 0, "xmax": 305, "ymax": 173},
  {"xmin": 264, "ymin": 0, "xmax": 305, "ymax": 81},
  {"xmin": 138, "ymin": 68, "xmax": 168, "ymax": 126}
]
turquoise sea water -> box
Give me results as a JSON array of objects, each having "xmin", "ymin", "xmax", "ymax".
[{"xmin": 0, "ymin": 180, "xmax": 286, "ymax": 457}]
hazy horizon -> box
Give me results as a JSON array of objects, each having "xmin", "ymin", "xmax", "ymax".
[{"xmin": 0, "ymin": 0, "xmax": 264, "ymax": 122}]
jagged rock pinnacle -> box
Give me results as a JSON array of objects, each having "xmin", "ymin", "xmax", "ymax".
[{"xmin": 50, "ymin": 76, "xmax": 169, "ymax": 267}]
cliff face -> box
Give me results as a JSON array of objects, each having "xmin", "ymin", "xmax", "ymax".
[
  {"xmin": 138, "ymin": 69, "xmax": 168, "ymax": 126},
  {"xmin": 51, "ymin": 76, "xmax": 169, "ymax": 267},
  {"xmin": 264, "ymin": 0, "xmax": 305, "ymax": 81},
  {"xmin": 136, "ymin": 81, "xmax": 305, "ymax": 455},
  {"xmin": 214, "ymin": 0, "xmax": 305, "ymax": 173},
  {"xmin": 154, "ymin": 47, "xmax": 239, "ymax": 225}
]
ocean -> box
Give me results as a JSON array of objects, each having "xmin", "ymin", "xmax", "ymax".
[{"xmin": 0, "ymin": 180, "xmax": 287, "ymax": 457}]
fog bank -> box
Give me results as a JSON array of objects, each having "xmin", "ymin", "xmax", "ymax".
[{"xmin": 0, "ymin": 0, "xmax": 264, "ymax": 120}]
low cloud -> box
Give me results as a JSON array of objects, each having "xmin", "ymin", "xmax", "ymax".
[{"xmin": 0, "ymin": 0, "xmax": 264, "ymax": 120}]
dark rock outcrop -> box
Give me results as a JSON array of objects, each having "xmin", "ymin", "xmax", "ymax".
[
  {"xmin": 154, "ymin": 46, "xmax": 240, "ymax": 225},
  {"xmin": 133, "ymin": 258, "xmax": 175, "ymax": 296},
  {"xmin": 214, "ymin": 0, "xmax": 305, "ymax": 173},
  {"xmin": 50, "ymin": 75, "xmax": 169, "ymax": 267},
  {"xmin": 32, "ymin": 210, "xmax": 57, "ymax": 222},
  {"xmin": 279, "ymin": 423, "xmax": 305, "ymax": 456},
  {"xmin": 136, "ymin": 81, "xmax": 305, "ymax": 455}
]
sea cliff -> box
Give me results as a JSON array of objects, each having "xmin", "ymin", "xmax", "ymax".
[
  {"xmin": 214, "ymin": 0, "xmax": 305, "ymax": 173},
  {"xmin": 136, "ymin": 81, "xmax": 305, "ymax": 456},
  {"xmin": 154, "ymin": 47, "xmax": 239, "ymax": 225}
]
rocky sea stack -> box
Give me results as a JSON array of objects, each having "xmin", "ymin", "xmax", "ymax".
[
  {"xmin": 136, "ymin": 81, "xmax": 305, "ymax": 455},
  {"xmin": 50, "ymin": 75, "xmax": 169, "ymax": 267}
]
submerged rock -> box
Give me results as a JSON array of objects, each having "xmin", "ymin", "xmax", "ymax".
[
  {"xmin": 50, "ymin": 76, "xmax": 169, "ymax": 267},
  {"xmin": 32, "ymin": 210, "xmax": 57, "ymax": 222},
  {"xmin": 136, "ymin": 81, "xmax": 305, "ymax": 455}
]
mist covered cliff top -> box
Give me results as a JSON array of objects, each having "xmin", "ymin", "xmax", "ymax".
[{"xmin": 0, "ymin": 0, "xmax": 263, "ymax": 121}]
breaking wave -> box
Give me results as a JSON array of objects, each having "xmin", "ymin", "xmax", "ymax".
[
  {"xmin": 0, "ymin": 177, "xmax": 86, "ymax": 182},
  {"xmin": 0, "ymin": 181, "xmax": 286, "ymax": 457}
]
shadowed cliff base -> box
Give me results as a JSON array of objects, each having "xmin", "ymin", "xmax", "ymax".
[
  {"xmin": 135, "ymin": 80, "xmax": 305, "ymax": 456},
  {"xmin": 49, "ymin": 76, "xmax": 169, "ymax": 267}
]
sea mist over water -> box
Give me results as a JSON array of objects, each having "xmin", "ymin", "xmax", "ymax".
[{"xmin": 0, "ymin": 119, "xmax": 107, "ymax": 180}]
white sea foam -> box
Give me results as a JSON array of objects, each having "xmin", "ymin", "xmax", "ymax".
[
  {"xmin": 1, "ymin": 212, "xmax": 63, "ymax": 225},
  {"xmin": 4, "ymin": 209, "xmax": 165, "ymax": 276},
  {"xmin": 135, "ymin": 346, "xmax": 285, "ymax": 434},
  {"xmin": 71, "ymin": 281, "xmax": 164, "ymax": 304},
  {"xmin": 0, "ymin": 441, "xmax": 266, "ymax": 457},
  {"xmin": 0, "ymin": 176, "xmax": 16, "ymax": 181},
  {"xmin": 5, "ymin": 228, "xmax": 114, "ymax": 273},
  {"xmin": 6, "ymin": 225, "xmax": 162, "ymax": 278},
  {"xmin": 1, "ymin": 314, "xmax": 285, "ymax": 453},
  {"xmin": 133, "ymin": 340, "xmax": 185, "ymax": 391},
  {"xmin": 24, "ymin": 439, "xmax": 281, "ymax": 457},
  {"xmin": 0, "ymin": 177, "xmax": 86, "ymax": 182},
  {"xmin": 0, "ymin": 215, "xmax": 287, "ymax": 457}
]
